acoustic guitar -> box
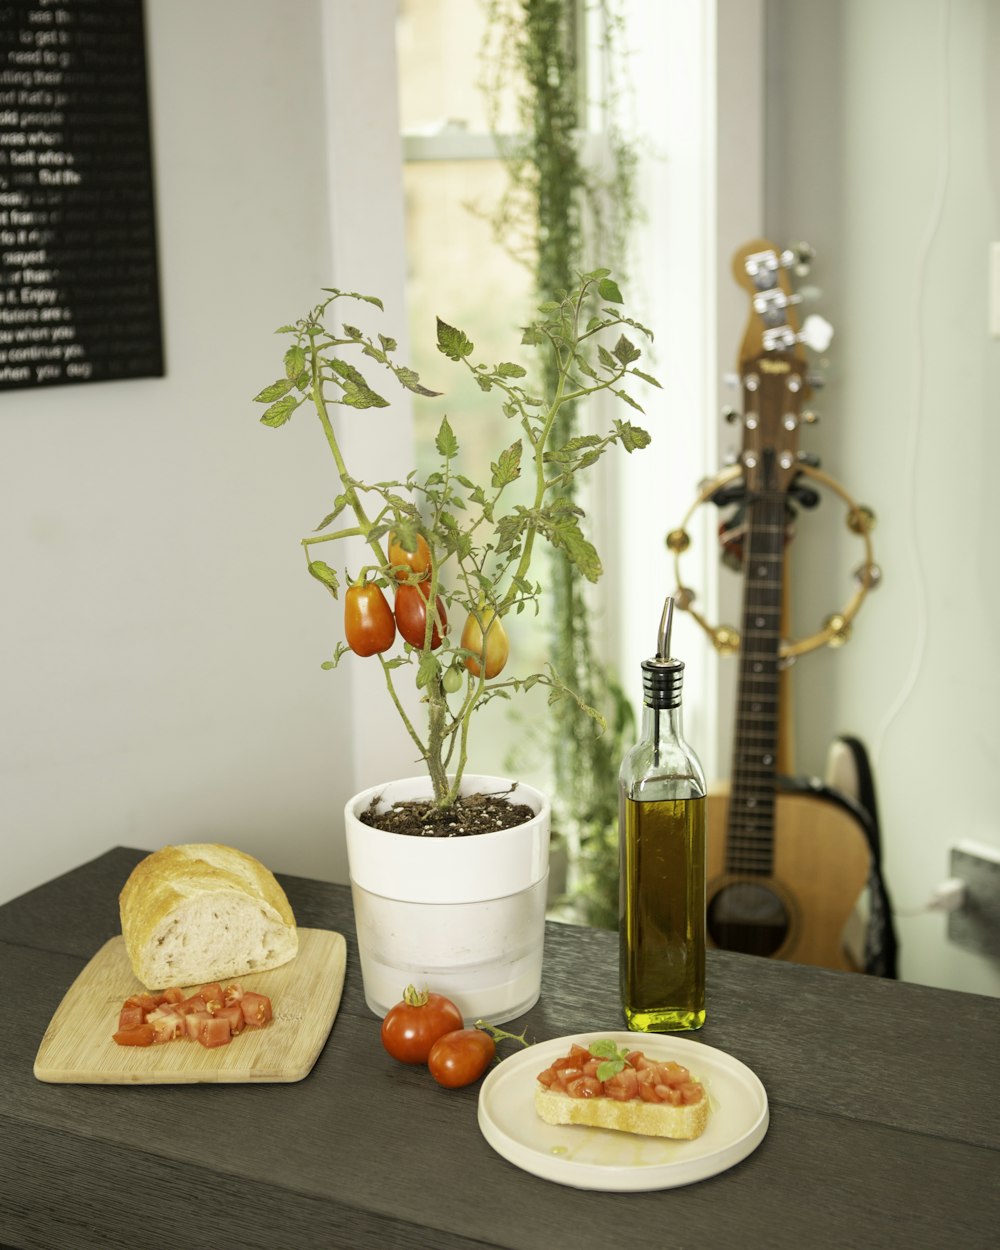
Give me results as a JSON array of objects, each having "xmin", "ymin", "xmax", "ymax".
[{"xmin": 705, "ymin": 239, "xmax": 871, "ymax": 972}]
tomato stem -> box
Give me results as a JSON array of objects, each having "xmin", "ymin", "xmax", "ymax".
[{"xmin": 474, "ymin": 1019, "xmax": 531, "ymax": 1049}]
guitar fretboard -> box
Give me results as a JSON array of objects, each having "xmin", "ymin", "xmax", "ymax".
[{"xmin": 726, "ymin": 482, "xmax": 786, "ymax": 876}]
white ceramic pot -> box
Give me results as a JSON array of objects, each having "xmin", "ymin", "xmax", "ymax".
[{"xmin": 345, "ymin": 774, "xmax": 551, "ymax": 1025}]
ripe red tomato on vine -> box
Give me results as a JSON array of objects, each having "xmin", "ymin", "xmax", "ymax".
[
  {"xmin": 395, "ymin": 583, "xmax": 447, "ymax": 650},
  {"xmin": 388, "ymin": 531, "xmax": 432, "ymax": 582},
  {"xmin": 344, "ymin": 583, "xmax": 396, "ymax": 657}
]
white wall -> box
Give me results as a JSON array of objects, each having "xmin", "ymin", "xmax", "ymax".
[
  {"xmin": 0, "ymin": 0, "xmax": 413, "ymax": 904},
  {"xmin": 764, "ymin": 0, "xmax": 1000, "ymax": 994}
]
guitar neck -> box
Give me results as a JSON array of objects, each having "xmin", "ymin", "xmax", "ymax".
[{"xmin": 726, "ymin": 485, "xmax": 786, "ymax": 875}]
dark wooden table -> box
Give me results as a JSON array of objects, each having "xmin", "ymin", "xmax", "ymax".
[{"xmin": 2, "ymin": 847, "xmax": 998, "ymax": 1250}]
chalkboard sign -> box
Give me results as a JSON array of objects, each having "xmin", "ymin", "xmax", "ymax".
[{"xmin": 0, "ymin": 0, "xmax": 163, "ymax": 390}]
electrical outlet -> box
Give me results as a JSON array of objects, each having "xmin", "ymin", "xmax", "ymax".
[{"xmin": 947, "ymin": 840, "xmax": 1000, "ymax": 958}]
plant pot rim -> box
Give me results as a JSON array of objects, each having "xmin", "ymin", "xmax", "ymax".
[{"xmin": 344, "ymin": 774, "xmax": 551, "ymax": 904}]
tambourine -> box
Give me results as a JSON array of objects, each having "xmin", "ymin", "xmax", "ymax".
[{"xmin": 667, "ymin": 463, "xmax": 881, "ymax": 662}]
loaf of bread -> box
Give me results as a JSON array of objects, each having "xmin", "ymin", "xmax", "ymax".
[
  {"xmin": 119, "ymin": 843, "xmax": 298, "ymax": 989},
  {"xmin": 534, "ymin": 1084, "xmax": 709, "ymax": 1140}
]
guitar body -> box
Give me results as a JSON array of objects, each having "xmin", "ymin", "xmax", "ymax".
[{"xmin": 707, "ymin": 784, "xmax": 871, "ymax": 971}]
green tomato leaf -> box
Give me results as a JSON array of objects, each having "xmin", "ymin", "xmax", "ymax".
[
  {"xmin": 259, "ymin": 394, "xmax": 300, "ymax": 427},
  {"xmin": 284, "ymin": 345, "xmax": 307, "ymax": 379},
  {"xmin": 436, "ymin": 318, "xmax": 474, "ymax": 361},
  {"xmin": 415, "ymin": 653, "xmax": 440, "ymax": 687},
  {"xmin": 547, "ymin": 515, "xmax": 602, "ymax": 583},
  {"xmin": 254, "ymin": 378, "xmax": 294, "ymax": 404},
  {"xmin": 496, "ymin": 361, "xmax": 527, "ymax": 378},
  {"xmin": 435, "ymin": 416, "xmax": 459, "ymax": 459},
  {"xmin": 329, "ymin": 359, "xmax": 389, "ymax": 409},
  {"xmin": 631, "ymin": 368, "xmax": 662, "ymax": 389},
  {"xmin": 597, "ymin": 277, "xmax": 624, "ymax": 304},
  {"xmin": 393, "ymin": 365, "xmax": 441, "ymax": 397},
  {"xmin": 314, "ymin": 494, "xmax": 349, "ymax": 531},
  {"xmin": 491, "ymin": 440, "xmax": 522, "ymax": 488},
  {"xmin": 613, "ymin": 334, "xmax": 641, "ymax": 365},
  {"xmin": 613, "ymin": 388, "xmax": 645, "ymax": 415},
  {"xmin": 615, "ymin": 420, "xmax": 653, "ymax": 452},
  {"xmin": 390, "ymin": 517, "xmax": 421, "ymax": 554},
  {"xmin": 307, "ymin": 560, "xmax": 339, "ymax": 597}
]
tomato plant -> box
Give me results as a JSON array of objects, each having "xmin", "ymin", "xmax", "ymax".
[
  {"xmin": 257, "ymin": 272, "xmax": 656, "ymax": 808},
  {"xmin": 395, "ymin": 583, "xmax": 447, "ymax": 650},
  {"xmin": 388, "ymin": 531, "xmax": 432, "ymax": 582},
  {"xmin": 427, "ymin": 1027, "xmax": 496, "ymax": 1088},
  {"xmin": 344, "ymin": 583, "xmax": 396, "ymax": 657},
  {"xmin": 380, "ymin": 986, "xmax": 463, "ymax": 1064},
  {"xmin": 461, "ymin": 608, "xmax": 509, "ymax": 678}
]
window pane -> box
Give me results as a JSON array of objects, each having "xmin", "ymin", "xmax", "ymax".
[
  {"xmin": 402, "ymin": 159, "xmax": 533, "ymax": 476},
  {"xmin": 401, "ymin": 156, "xmax": 550, "ymax": 784},
  {"xmin": 397, "ymin": 0, "xmax": 520, "ymax": 134}
]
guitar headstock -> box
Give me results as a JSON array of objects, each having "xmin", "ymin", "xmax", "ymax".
[{"xmin": 730, "ymin": 238, "xmax": 832, "ymax": 496}]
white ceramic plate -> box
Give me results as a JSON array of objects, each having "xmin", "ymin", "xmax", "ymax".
[{"xmin": 477, "ymin": 1031, "xmax": 768, "ymax": 1191}]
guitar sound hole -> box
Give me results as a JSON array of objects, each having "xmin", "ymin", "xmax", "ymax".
[{"xmin": 708, "ymin": 882, "xmax": 790, "ymax": 958}]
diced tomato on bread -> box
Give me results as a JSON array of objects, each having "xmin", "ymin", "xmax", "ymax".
[{"xmin": 534, "ymin": 1042, "xmax": 709, "ymax": 1140}]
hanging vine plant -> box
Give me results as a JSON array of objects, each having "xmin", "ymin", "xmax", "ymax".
[{"xmin": 478, "ymin": 0, "xmax": 643, "ymax": 928}]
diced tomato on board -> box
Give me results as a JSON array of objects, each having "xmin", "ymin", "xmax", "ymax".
[
  {"xmin": 112, "ymin": 1023, "xmax": 155, "ymax": 1047},
  {"xmin": 112, "ymin": 980, "xmax": 273, "ymax": 1048},
  {"xmin": 240, "ymin": 991, "xmax": 272, "ymax": 1027},
  {"xmin": 197, "ymin": 1014, "xmax": 233, "ymax": 1049}
]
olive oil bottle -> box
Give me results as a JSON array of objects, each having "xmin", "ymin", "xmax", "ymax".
[{"xmin": 619, "ymin": 597, "xmax": 707, "ymax": 1032}]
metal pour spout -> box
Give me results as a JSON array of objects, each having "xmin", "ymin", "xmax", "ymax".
[{"xmin": 657, "ymin": 595, "xmax": 674, "ymax": 661}]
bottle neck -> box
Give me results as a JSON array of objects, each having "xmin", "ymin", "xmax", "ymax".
[{"xmin": 640, "ymin": 700, "xmax": 684, "ymax": 745}]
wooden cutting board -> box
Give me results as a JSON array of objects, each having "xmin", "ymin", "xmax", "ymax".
[{"xmin": 34, "ymin": 927, "xmax": 346, "ymax": 1084}]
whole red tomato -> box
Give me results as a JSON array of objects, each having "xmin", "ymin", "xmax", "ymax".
[
  {"xmin": 394, "ymin": 583, "xmax": 447, "ymax": 650},
  {"xmin": 380, "ymin": 986, "xmax": 463, "ymax": 1064},
  {"xmin": 388, "ymin": 530, "xmax": 432, "ymax": 582},
  {"xmin": 427, "ymin": 1028, "xmax": 497, "ymax": 1088},
  {"xmin": 344, "ymin": 583, "xmax": 396, "ymax": 657}
]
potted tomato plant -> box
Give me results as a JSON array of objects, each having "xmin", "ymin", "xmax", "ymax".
[{"xmin": 254, "ymin": 269, "xmax": 656, "ymax": 1023}]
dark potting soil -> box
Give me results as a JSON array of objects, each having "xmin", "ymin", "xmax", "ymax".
[{"xmin": 359, "ymin": 784, "xmax": 535, "ymax": 837}]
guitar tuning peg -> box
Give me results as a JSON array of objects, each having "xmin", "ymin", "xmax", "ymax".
[
  {"xmin": 807, "ymin": 372, "xmax": 826, "ymax": 391},
  {"xmin": 799, "ymin": 313, "xmax": 834, "ymax": 352},
  {"xmin": 723, "ymin": 371, "xmax": 740, "ymax": 390},
  {"xmin": 784, "ymin": 241, "xmax": 815, "ymax": 277},
  {"xmin": 722, "ymin": 406, "xmax": 740, "ymax": 424}
]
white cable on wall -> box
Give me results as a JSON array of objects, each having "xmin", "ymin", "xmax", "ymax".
[{"xmin": 871, "ymin": 0, "xmax": 953, "ymax": 771}]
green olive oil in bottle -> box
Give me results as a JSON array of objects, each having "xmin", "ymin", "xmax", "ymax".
[{"xmin": 619, "ymin": 596, "xmax": 707, "ymax": 1032}]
